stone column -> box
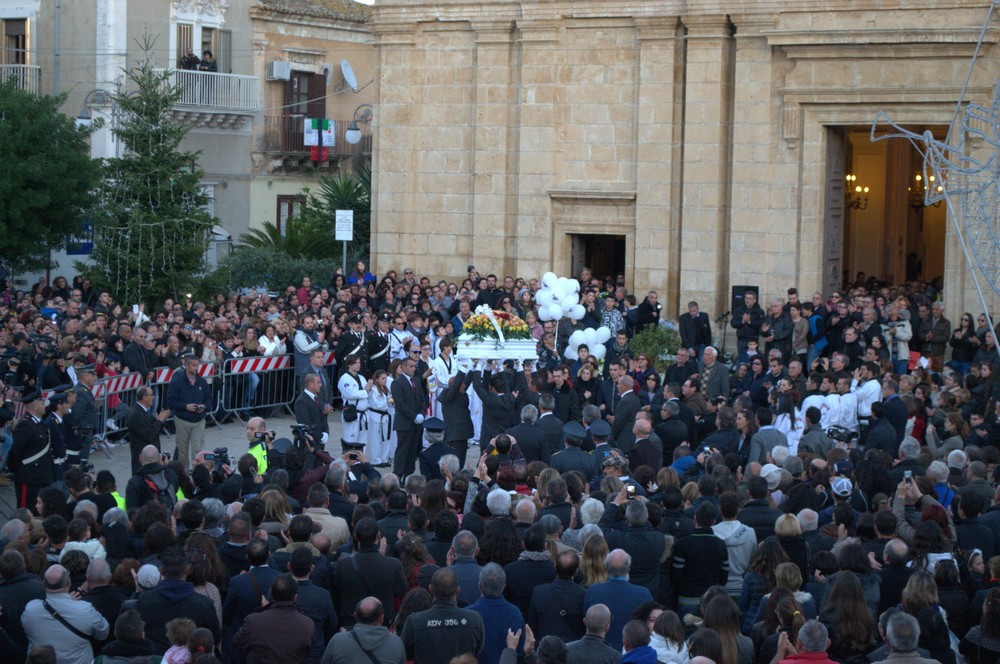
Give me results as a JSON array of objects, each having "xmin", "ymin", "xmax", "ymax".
[
  {"xmin": 470, "ymin": 20, "xmax": 517, "ymax": 278},
  {"xmin": 369, "ymin": 21, "xmax": 418, "ymax": 278},
  {"xmin": 633, "ymin": 17, "xmax": 684, "ymax": 312},
  {"xmin": 678, "ymin": 15, "xmax": 735, "ymax": 321},
  {"xmin": 512, "ymin": 19, "xmax": 562, "ymax": 279}
]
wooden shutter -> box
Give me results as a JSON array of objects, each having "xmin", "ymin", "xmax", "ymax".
[
  {"xmin": 218, "ymin": 29, "xmax": 232, "ymax": 73},
  {"xmin": 307, "ymin": 73, "xmax": 326, "ymax": 121},
  {"xmin": 176, "ymin": 23, "xmax": 192, "ymax": 65}
]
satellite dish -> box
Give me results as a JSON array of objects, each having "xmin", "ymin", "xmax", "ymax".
[{"xmin": 340, "ymin": 60, "xmax": 358, "ymax": 93}]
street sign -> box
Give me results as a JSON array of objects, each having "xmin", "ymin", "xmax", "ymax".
[
  {"xmin": 335, "ymin": 210, "xmax": 354, "ymax": 242},
  {"xmin": 303, "ymin": 118, "xmax": 335, "ymax": 147}
]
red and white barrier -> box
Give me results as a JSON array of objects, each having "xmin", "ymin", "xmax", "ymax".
[
  {"xmin": 229, "ymin": 355, "xmax": 291, "ymax": 374},
  {"xmin": 93, "ymin": 372, "xmax": 143, "ymax": 398},
  {"xmin": 153, "ymin": 363, "xmax": 217, "ymax": 384}
]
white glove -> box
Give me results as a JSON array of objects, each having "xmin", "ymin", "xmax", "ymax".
[
  {"xmin": 514, "ymin": 360, "xmax": 524, "ymax": 372},
  {"xmin": 459, "ymin": 357, "xmax": 473, "ymax": 372},
  {"xmin": 475, "ymin": 358, "xmax": 487, "ymax": 371},
  {"xmin": 415, "ymin": 414, "xmax": 425, "ymax": 424}
]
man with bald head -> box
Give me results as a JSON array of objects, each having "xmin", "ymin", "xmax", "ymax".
[
  {"xmin": 322, "ymin": 596, "xmax": 405, "ymax": 663},
  {"xmin": 626, "ymin": 419, "xmax": 660, "ymax": 471},
  {"xmin": 81, "ymin": 558, "xmax": 124, "ymax": 652},
  {"xmin": 124, "ymin": 445, "xmax": 179, "ymax": 511},
  {"xmin": 584, "ymin": 548, "xmax": 653, "ymax": 651},
  {"xmin": 566, "ymin": 603, "xmax": 620, "ymax": 664},
  {"xmin": 401, "ymin": 567, "xmax": 484, "ymax": 663},
  {"xmin": 23, "ymin": 564, "xmax": 109, "ymax": 663}
]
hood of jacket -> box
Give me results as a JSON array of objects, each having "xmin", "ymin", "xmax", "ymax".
[
  {"xmin": 712, "ymin": 520, "xmax": 756, "ymax": 547},
  {"xmin": 350, "ymin": 623, "xmax": 392, "ymax": 651},
  {"xmin": 138, "ymin": 463, "xmax": 170, "ymax": 491},
  {"xmin": 156, "ymin": 578, "xmax": 195, "ymax": 602},
  {"xmin": 622, "ymin": 645, "xmax": 660, "ymax": 664}
]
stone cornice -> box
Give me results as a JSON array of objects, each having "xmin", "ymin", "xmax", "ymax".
[
  {"xmin": 764, "ymin": 27, "xmax": 999, "ymax": 50},
  {"xmin": 682, "ymin": 15, "xmax": 735, "ymax": 39},
  {"xmin": 549, "ymin": 189, "xmax": 637, "ymax": 202}
]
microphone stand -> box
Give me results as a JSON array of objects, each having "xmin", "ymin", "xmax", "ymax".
[{"xmin": 716, "ymin": 311, "xmax": 732, "ymax": 362}]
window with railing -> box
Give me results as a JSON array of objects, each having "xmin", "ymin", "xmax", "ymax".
[{"xmin": 2, "ymin": 19, "xmax": 26, "ymax": 65}]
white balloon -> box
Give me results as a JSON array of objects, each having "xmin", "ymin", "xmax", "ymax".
[
  {"xmin": 546, "ymin": 303, "xmax": 563, "ymax": 321},
  {"xmin": 568, "ymin": 304, "xmax": 586, "ymax": 320},
  {"xmin": 568, "ymin": 330, "xmax": 585, "ymax": 349},
  {"xmin": 542, "ymin": 272, "xmax": 558, "ymax": 288},
  {"xmin": 567, "ymin": 279, "xmax": 581, "ymax": 294},
  {"xmin": 583, "ymin": 328, "xmax": 597, "ymax": 347},
  {"xmin": 536, "ymin": 290, "xmax": 553, "ymax": 307},
  {"xmin": 563, "ymin": 347, "xmax": 578, "ymax": 361},
  {"xmin": 595, "ymin": 326, "xmax": 612, "ymax": 344},
  {"xmin": 591, "ymin": 344, "xmax": 606, "ymax": 360}
]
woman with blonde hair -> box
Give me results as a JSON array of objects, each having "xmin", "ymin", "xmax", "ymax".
[
  {"xmin": 774, "ymin": 513, "xmax": 809, "ymax": 580},
  {"xmin": 258, "ymin": 489, "xmax": 290, "ymax": 536},
  {"xmin": 901, "ymin": 569, "xmax": 939, "ymax": 617},
  {"xmin": 579, "ymin": 533, "xmax": 609, "ymax": 587}
]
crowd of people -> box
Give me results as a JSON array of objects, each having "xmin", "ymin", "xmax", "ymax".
[{"xmin": 0, "ymin": 263, "xmax": 998, "ymax": 664}]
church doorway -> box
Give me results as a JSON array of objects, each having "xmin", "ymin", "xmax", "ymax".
[
  {"xmin": 826, "ymin": 127, "xmax": 948, "ymax": 291},
  {"xmin": 570, "ymin": 233, "xmax": 627, "ymax": 284}
]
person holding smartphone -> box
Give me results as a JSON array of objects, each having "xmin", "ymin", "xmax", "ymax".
[{"xmin": 166, "ymin": 353, "xmax": 213, "ymax": 468}]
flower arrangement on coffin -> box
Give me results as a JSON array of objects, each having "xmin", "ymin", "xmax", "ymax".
[{"xmin": 456, "ymin": 306, "xmax": 539, "ymax": 361}]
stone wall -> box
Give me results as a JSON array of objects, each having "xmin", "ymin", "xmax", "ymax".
[{"xmin": 370, "ymin": 0, "xmax": 1000, "ymax": 328}]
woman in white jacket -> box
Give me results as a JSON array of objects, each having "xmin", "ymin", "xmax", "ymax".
[
  {"xmin": 884, "ymin": 303, "xmax": 913, "ymax": 376},
  {"xmin": 650, "ymin": 611, "xmax": 690, "ymax": 664}
]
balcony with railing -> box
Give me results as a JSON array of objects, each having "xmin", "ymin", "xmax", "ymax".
[
  {"xmin": 154, "ymin": 69, "xmax": 260, "ymax": 129},
  {"xmin": 262, "ymin": 115, "xmax": 372, "ymax": 170},
  {"xmin": 0, "ymin": 65, "xmax": 40, "ymax": 94}
]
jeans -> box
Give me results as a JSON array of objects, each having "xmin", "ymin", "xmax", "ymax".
[
  {"xmin": 893, "ymin": 359, "xmax": 909, "ymax": 376},
  {"xmin": 677, "ymin": 596, "xmax": 701, "ymax": 622}
]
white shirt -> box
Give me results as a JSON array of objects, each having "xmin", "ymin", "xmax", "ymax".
[
  {"xmin": 337, "ymin": 372, "xmax": 369, "ymax": 410},
  {"xmin": 258, "ymin": 335, "xmax": 283, "ymax": 356},
  {"xmin": 852, "ymin": 378, "xmax": 881, "ymax": 418},
  {"xmin": 834, "ymin": 391, "xmax": 859, "ymax": 430},
  {"xmin": 431, "ymin": 353, "xmax": 458, "ymax": 392}
]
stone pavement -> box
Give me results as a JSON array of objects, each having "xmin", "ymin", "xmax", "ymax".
[{"xmin": 0, "ymin": 409, "xmax": 347, "ymax": 520}]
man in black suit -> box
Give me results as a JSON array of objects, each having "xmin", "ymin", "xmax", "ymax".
[
  {"xmin": 294, "ymin": 373, "xmax": 329, "ymax": 447},
  {"xmin": 418, "ymin": 418, "xmax": 451, "ymax": 480},
  {"xmin": 470, "ymin": 364, "xmax": 516, "ymax": 447},
  {"xmin": 528, "ymin": 550, "xmax": 586, "ymax": 643},
  {"xmin": 594, "ymin": 359, "xmax": 628, "ymax": 422},
  {"xmin": 610, "ymin": 376, "xmax": 641, "ymax": 453},
  {"xmin": 679, "ymin": 301, "xmax": 713, "ymax": 360},
  {"xmin": 438, "ymin": 370, "xmax": 474, "ymax": 467},
  {"xmin": 548, "ymin": 365, "xmax": 581, "ymax": 424},
  {"xmin": 391, "ymin": 356, "xmax": 428, "ymax": 477},
  {"xmin": 504, "ymin": 405, "xmax": 552, "ymax": 464},
  {"xmin": 302, "ymin": 349, "xmax": 333, "ymax": 404},
  {"xmin": 881, "ymin": 378, "xmax": 908, "ymax": 451},
  {"xmin": 126, "ymin": 386, "xmax": 169, "ymax": 475},
  {"xmin": 664, "ymin": 382, "xmax": 699, "ymax": 445},
  {"xmin": 534, "ymin": 393, "xmax": 564, "ymax": 460},
  {"xmin": 654, "ymin": 401, "xmax": 689, "ymax": 465}
]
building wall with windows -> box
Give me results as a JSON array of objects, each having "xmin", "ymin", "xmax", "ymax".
[
  {"xmin": 369, "ymin": 0, "xmax": 1000, "ymax": 326},
  {"xmin": 247, "ymin": 1, "xmax": 373, "ymax": 237}
]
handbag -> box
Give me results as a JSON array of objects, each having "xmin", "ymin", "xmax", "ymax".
[{"xmin": 343, "ymin": 404, "xmax": 358, "ymax": 423}]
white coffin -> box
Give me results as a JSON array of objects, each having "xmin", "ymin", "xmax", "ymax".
[{"xmin": 455, "ymin": 335, "xmax": 539, "ymax": 362}]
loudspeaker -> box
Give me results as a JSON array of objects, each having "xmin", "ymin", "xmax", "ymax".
[{"xmin": 731, "ymin": 285, "xmax": 759, "ymax": 313}]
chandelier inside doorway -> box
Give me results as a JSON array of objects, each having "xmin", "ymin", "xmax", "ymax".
[
  {"xmin": 908, "ymin": 173, "xmax": 944, "ymax": 208},
  {"xmin": 844, "ymin": 174, "xmax": 870, "ymax": 210}
]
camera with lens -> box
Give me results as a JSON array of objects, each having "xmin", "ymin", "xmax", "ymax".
[
  {"xmin": 827, "ymin": 426, "xmax": 857, "ymax": 446},
  {"xmin": 290, "ymin": 424, "xmax": 314, "ymax": 448},
  {"xmin": 212, "ymin": 447, "xmax": 230, "ymax": 469},
  {"xmin": 77, "ymin": 461, "xmax": 95, "ymax": 475},
  {"xmin": 254, "ymin": 430, "xmax": 276, "ymax": 442}
]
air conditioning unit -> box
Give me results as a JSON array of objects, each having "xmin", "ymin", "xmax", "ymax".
[{"xmin": 267, "ymin": 61, "xmax": 292, "ymax": 81}]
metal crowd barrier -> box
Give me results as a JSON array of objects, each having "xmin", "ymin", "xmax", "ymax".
[
  {"xmin": 218, "ymin": 351, "xmax": 337, "ymax": 423},
  {"xmin": 148, "ymin": 362, "xmax": 221, "ymax": 430},
  {"xmin": 92, "ymin": 372, "xmax": 145, "ymax": 457}
]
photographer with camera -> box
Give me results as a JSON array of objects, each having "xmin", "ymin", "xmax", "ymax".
[
  {"xmin": 268, "ymin": 430, "xmax": 336, "ymax": 505},
  {"xmin": 245, "ymin": 416, "xmax": 276, "ymax": 475}
]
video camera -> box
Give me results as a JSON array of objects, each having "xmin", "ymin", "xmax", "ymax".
[
  {"xmin": 212, "ymin": 446, "xmax": 230, "ymax": 469},
  {"xmin": 253, "ymin": 430, "xmax": 276, "ymax": 442},
  {"xmin": 290, "ymin": 424, "xmax": 314, "ymax": 449}
]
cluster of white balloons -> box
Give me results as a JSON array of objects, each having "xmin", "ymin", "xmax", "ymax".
[
  {"xmin": 565, "ymin": 326, "xmax": 612, "ymax": 361},
  {"xmin": 535, "ymin": 272, "xmax": 584, "ymax": 322}
]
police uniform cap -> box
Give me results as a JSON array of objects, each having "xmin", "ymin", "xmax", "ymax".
[
  {"xmin": 563, "ymin": 421, "xmax": 586, "ymax": 439},
  {"xmin": 77, "ymin": 364, "xmax": 97, "ymax": 374},
  {"xmin": 341, "ymin": 439, "xmax": 366, "ymax": 452},
  {"xmin": 589, "ymin": 419, "xmax": 612, "ymax": 438},
  {"xmin": 348, "ymin": 314, "xmax": 363, "ymax": 325},
  {"xmin": 181, "ymin": 352, "xmax": 198, "ymax": 361},
  {"xmin": 48, "ymin": 391, "xmax": 70, "ymax": 406},
  {"xmin": 17, "ymin": 388, "xmax": 45, "ymax": 403},
  {"xmin": 422, "ymin": 417, "xmax": 446, "ymax": 432},
  {"xmin": 379, "ymin": 311, "xmax": 392, "ymax": 322}
]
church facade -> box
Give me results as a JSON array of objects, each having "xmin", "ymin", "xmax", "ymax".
[{"xmin": 368, "ymin": 0, "xmax": 1000, "ymax": 321}]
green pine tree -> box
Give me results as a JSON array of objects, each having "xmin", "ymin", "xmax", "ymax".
[{"xmin": 85, "ymin": 36, "xmax": 214, "ymax": 306}]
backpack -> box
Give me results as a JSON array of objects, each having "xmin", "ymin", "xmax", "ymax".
[{"xmin": 144, "ymin": 476, "xmax": 177, "ymax": 511}]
